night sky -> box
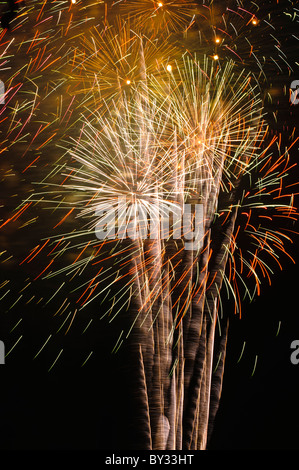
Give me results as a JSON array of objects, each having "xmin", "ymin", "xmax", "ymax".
[{"xmin": 0, "ymin": 0, "xmax": 299, "ymax": 452}]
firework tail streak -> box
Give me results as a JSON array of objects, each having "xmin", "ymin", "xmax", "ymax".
[{"xmin": 0, "ymin": 0, "xmax": 298, "ymax": 451}]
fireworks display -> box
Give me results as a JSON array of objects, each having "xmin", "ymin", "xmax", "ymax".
[{"xmin": 0, "ymin": 0, "xmax": 298, "ymax": 451}]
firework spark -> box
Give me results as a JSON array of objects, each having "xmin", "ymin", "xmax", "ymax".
[{"xmin": 0, "ymin": 0, "xmax": 298, "ymax": 451}]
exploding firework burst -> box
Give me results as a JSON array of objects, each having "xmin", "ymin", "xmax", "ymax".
[
  {"xmin": 0, "ymin": 0, "xmax": 298, "ymax": 451},
  {"xmin": 24, "ymin": 55, "xmax": 269, "ymax": 317},
  {"xmin": 117, "ymin": 0, "xmax": 198, "ymax": 34},
  {"xmin": 66, "ymin": 18, "xmax": 177, "ymax": 109}
]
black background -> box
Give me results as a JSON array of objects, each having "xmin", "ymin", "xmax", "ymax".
[{"xmin": 0, "ymin": 0, "xmax": 299, "ymax": 452}]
